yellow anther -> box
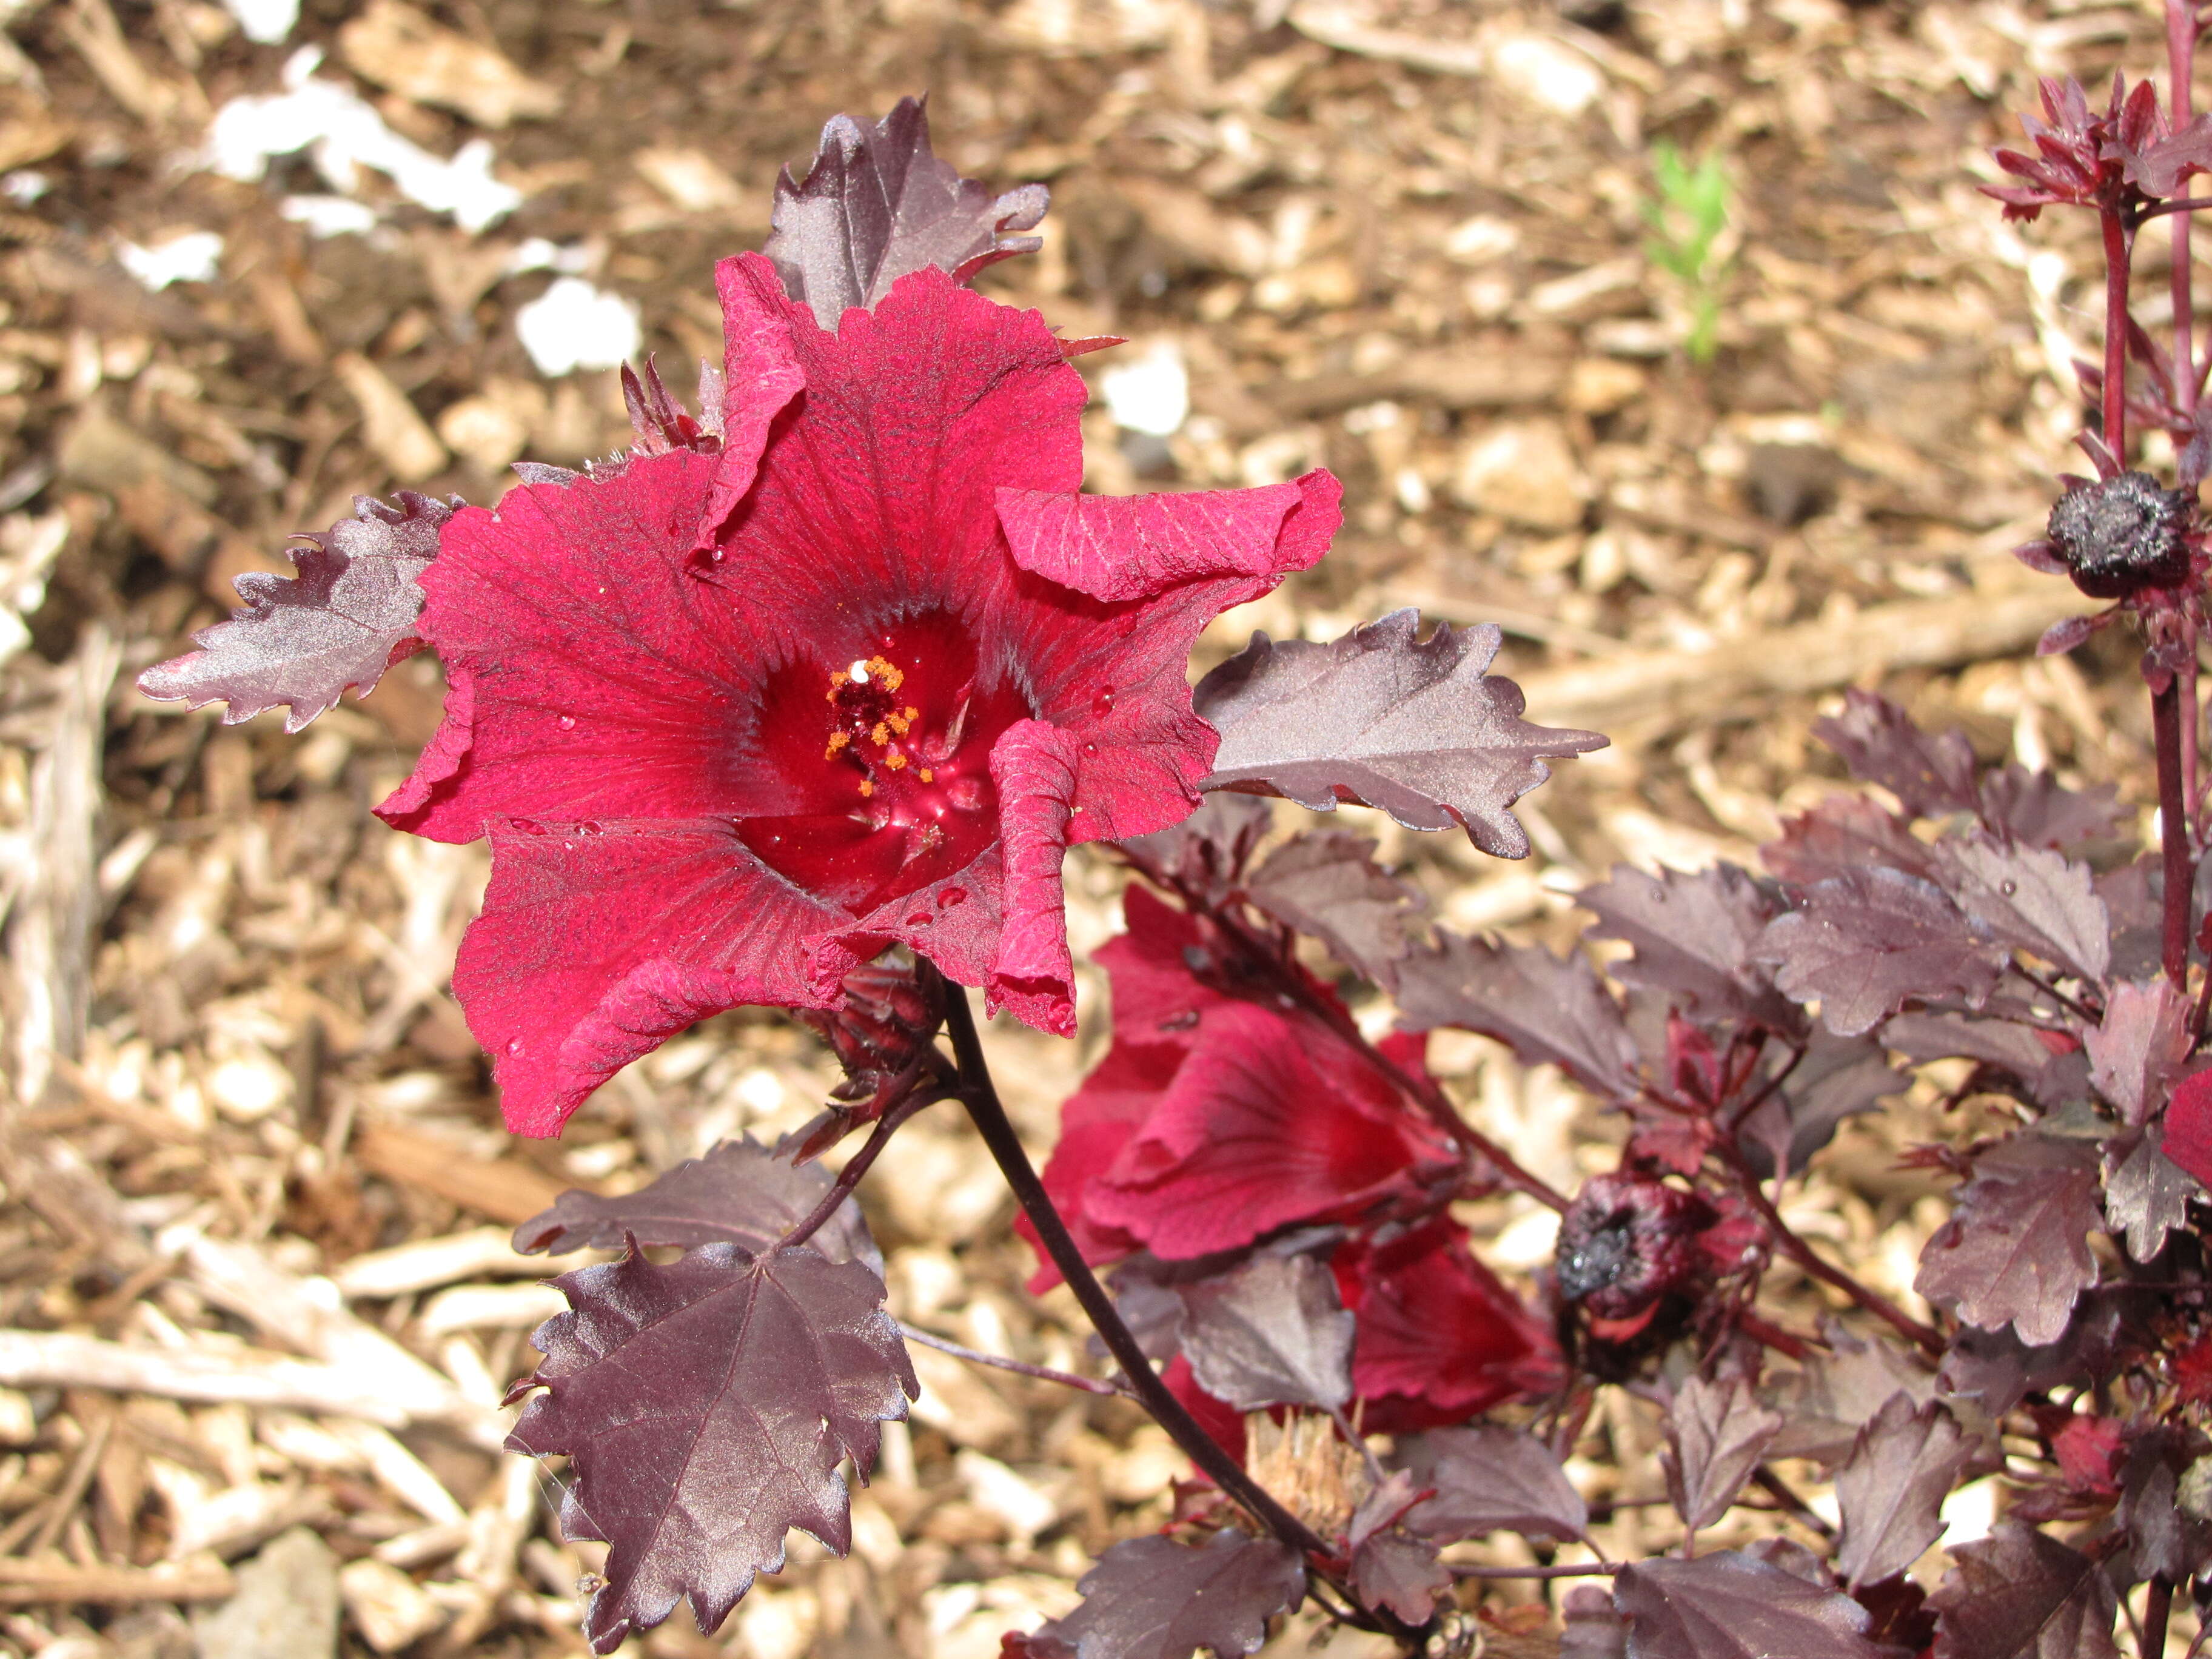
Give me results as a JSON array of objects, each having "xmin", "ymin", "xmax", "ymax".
[
  {"xmin": 918, "ymin": 767, "xmax": 934, "ymax": 783},
  {"xmin": 824, "ymin": 731, "xmax": 850, "ymax": 759},
  {"xmin": 870, "ymin": 722, "xmax": 890, "ymax": 746},
  {"xmin": 859, "ymin": 778, "xmax": 874, "ymax": 798},
  {"xmin": 828, "ymin": 671, "xmax": 848, "ymax": 693},
  {"xmin": 885, "ymin": 711, "xmax": 911, "ymax": 736},
  {"xmin": 885, "ymin": 751, "xmax": 908, "ymax": 770},
  {"xmin": 903, "ymin": 706, "xmax": 919, "ymax": 723},
  {"xmin": 866, "ymin": 656, "xmax": 905, "ymax": 691}
]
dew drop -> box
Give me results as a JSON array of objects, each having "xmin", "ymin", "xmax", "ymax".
[
  {"xmin": 939, "ymin": 886, "xmax": 968, "ymax": 908},
  {"xmin": 511, "ymin": 818, "xmax": 543, "ymax": 835},
  {"xmin": 1082, "ymin": 742, "xmax": 1099, "ymax": 756},
  {"xmin": 557, "ymin": 714, "xmax": 576, "ymax": 731},
  {"xmin": 2000, "ymin": 879, "xmax": 2017, "ymax": 897},
  {"xmin": 907, "ymin": 911, "xmax": 933, "ymax": 928},
  {"xmin": 709, "ymin": 548, "xmax": 726, "ymax": 563},
  {"xmin": 1092, "ymin": 686, "xmax": 1116, "ymax": 718},
  {"xmin": 562, "ymin": 840, "xmax": 575, "ymax": 850},
  {"xmin": 580, "ymin": 820, "xmax": 603, "ymax": 834},
  {"xmin": 506, "ymin": 1039, "xmax": 525, "ymax": 1056}
]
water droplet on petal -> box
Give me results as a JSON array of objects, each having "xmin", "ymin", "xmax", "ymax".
[
  {"xmin": 506, "ymin": 1039, "xmax": 525, "ymax": 1056},
  {"xmin": 1092, "ymin": 686, "xmax": 1116, "ymax": 717},
  {"xmin": 1082, "ymin": 742, "xmax": 1099, "ymax": 756},
  {"xmin": 907, "ymin": 911, "xmax": 932, "ymax": 928},
  {"xmin": 557, "ymin": 714, "xmax": 576, "ymax": 730},
  {"xmin": 939, "ymin": 886, "xmax": 967, "ymax": 908},
  {"xmin": 562, "ymin": 840, "xmax": 575, "ymax": 850},
  {"xmin": 2000, "ymin": 879, "xmax": 2017, "ymax": 896},
  {"xmin": 580, "ymin": 821, "xmax": 603, "ymax": 834},
  {"xmin": 709, "ymin": 548, "xmax": 725, "ymax": 563}
]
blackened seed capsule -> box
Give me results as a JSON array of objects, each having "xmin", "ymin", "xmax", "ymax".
[{"xmin": 2046, "ymin": 471, "xmax": 2194, "ymax": 598}]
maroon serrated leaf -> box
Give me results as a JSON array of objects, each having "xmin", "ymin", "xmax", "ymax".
[
  {"xmin": 1914, "ymin": 1134, "xmax": 2102, "ymax": 1347},
  {"xmin": 512, "ymin": 1137, "xmax": 877, "ymax": 1270},
  {"xmin": 1348, "ymin": 1530, "xmax": 1448, "ymax": 1626},
  {"xmin": 1928, "ymin": 1523, "xmax": 2119, "ymax": 1659},
  {"xmin": 509, "ymin": 1242, "xmax": 917, "ymax": 1652},
  {"xmin": 1756, "ymin": 866, "xmax": 2008, "ymax": 1037},
  {"xmin": 136, "ymin": 491, "xmax": 454, "ymax": 732},
  {"xmin": 1768, "ymin": 1322, "xmax": 1938, "ymax": 1464},
  {"xmin": 1193, "ymin": 610, "xmax": 1606, "ymax": 859},
  {"xmin": 1938, "ymin": 1295, "xmax": 2125, "ymax": 1418},
  {"xmin": 1614, "ymin": 1552, "xmax": 1892, "ymax": 1659},
  {"xmin": 1392, "ymin": 1424, "xmax": 1589, "ymax": 1544},
  {"xmin": 765, "ymin": 96, "xmax": 1049, "ymax": 332},
  {"xmin": 1765, "ymin": 794, "xmax": 1940, "ymax": 887},
  {"xmin": 1119, "ymin": 793, "xmax": 1275, "ymax": 903},
  {"xmin": 1881, "ymin": 1012, "xmax": 2060, "ymax": 1081},
  {"xmin": 1737, "ymin": 1029, "xmax": 1906, "ymax": 1181},
  {"xmin": 1244, "ymin": 831, "xmax": 1425, "ymax": 989},
  {"xmin": 1933, "ymin": 834, "xmax": 2109, "ymax": 984},
  {"xmin": 1580, "ymin": 862, "xmax": 1794, "ymax": 1024},
  {"xmin": 1396, "ymin": 929, "xmax": 1640, "ymax": 1098},
  {"xmin": 1975, "ymin": 766, "xmax": 2126, "ymax": 851},
  {"xmin": 1663, "ymin": 1375, "xmax": 1783, "ymax": 1534},
  {"xmin": 1174, "ymin": 1253, "xmax": 1353, "ymax": 1412},
  {"xmin": 1019, "ymin": 1530, "xmax": 1305, "ymax": 1659},
  {"xmin": 2102, "ymin": 1122, "xmax": 2194, "ymax": 1262},
  {"xmin": 1814, "ymin": 689, "xmax": 1980, "ymax": 820},
  {"xmin": 1834, "ymin": 1393, "xmax": 1973, "ymax": 1590},
  {"xmin": 1564, "ymin": 1584, "xmax": 1630, "ymax": 1659},
  {"xmin": 2082, "ymin": 978, "xmax": 2191, "ymax": 1127}
]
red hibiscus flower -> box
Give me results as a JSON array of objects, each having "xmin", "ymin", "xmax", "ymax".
[
  {"xmin": 1031, "ymin": 887, "xmax": 1458, "ymax": 1272},
  {"xmin": 378, "ymin": 258, "xmax": 1340, "ymax": 1135}
]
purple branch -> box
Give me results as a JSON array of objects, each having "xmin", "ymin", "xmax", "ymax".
[
  {"xmin": 2102, "ymin": 206, "xmax": 2133, "ymax": 462},
  {"xmin": 776, "ymin": 1087, "xmax": 939, "ymax": 1253},
  {"xmin": 2155, "ymin": 674, "xmax": 2192, "ymax": 987},
  {"xmin": 896, "ymin": 1322, "xmax": 1131, "ymax": 1397}
]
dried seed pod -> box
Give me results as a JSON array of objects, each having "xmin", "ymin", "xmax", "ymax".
[
  {"xmin": 1556, "ymin": 1172, "xmax": 1715, "ymax": 1321},
  {"xmin": 2045, "ymin": 471, "xmax": 2194, "ymax": 598}
]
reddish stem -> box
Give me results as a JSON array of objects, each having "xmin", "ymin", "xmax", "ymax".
[
  {"xmin": 2171, "ymin": 0, "xmax": 2199, "ymax": 422},
  {"xmin": 2156, "ymin": 674, "xmax": 2192, "ymax": 987},
  {"xmin": 2102, "ymin": 206, "xmax": 2133, "ymax": 463},
  {"xmin": 776, "ymin": 1087, "xmax": 940, "ymax": 1252}
]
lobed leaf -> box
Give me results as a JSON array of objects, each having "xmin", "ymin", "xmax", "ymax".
[
  {"xmin": 1764, "ymin": 794, "xmax": 1938, "ymax": 888},
  {"xmin": 1933, "ymin": 835, "xmax": 2109, "ymax": 984},
  {"xmin": 1173, "ymin": 1253, "xmax": 1354, "ymax": 1413},
  {"xmin": 2082, "ymin": 978, "xmax": 2191, "ymax": 1127},
  {"xmin": 1834, "ymin": 1393, "xmax": 1973, "ymax": 1590},
  {"xmin": 765, "ymin": 95, "xmax": 1048, "ymax": 332},
  {"xmin": 1768, "ymin": 1323, "xmax": 1939, "ymax": 1464},
  {"xmin": 509, "ymin": 1243, "xmax": 917, "ymax": 1652},
  {"xmin": 1193, "ymin": 609, "xmax": 1606, "ymax": 859},
  {"xmin": 1118, "ymin": 793, "xmax": 1274, "ymax": 905},
  {"xmin": 1392, "ymin": 1424, "xmax": 1589, "ymax": 1544},
  {"xmin": 1613, "ymin": 1552, "xmax": 1892, "ymax": 1659},
  {"xmin": 1344, "ymin": 1476, "xmax": 1449, "ymax": 1626},
  {"xmin": 1928, "ymin": 1523, "xmax": 2119, "ymax": 1659},
  {"xmin": 137, "ymin": 491, "xmax": 453, "ymax": 732},
  {"xmin": 1756, "ymin": 866, "xmax": 2007, "ymax": 1037},
  {"xmin": 512, "ymin": 1136, "xmax": 879, "ymax": 1270},
  {"xmin": 1580, "ymin": 862, "xmax": 1794, "ymax": 1024},
  {"xmin": 1016, "ymin": 1530, "xmax": 1305, "ymax": 1659},
  {"xmin": 2102, "ymin": 1123, "xmax": 2194, "ymax": 1262},
  {"xmin": 1974, "ymin": 765, "xmax": 2126, "ymax": 851},
  {"xmin": 1662, "ymin": 1375, "xmax": 1782, "ymax": 1535},
  {"xmin": 1914, "ymin": 1134, "xmax": 2102, "ymax": 1347},
  {"xmin": 1814, "ymin": 689, "xmax": 1979, "ymax": 820},
  {"xmin": 1735, "ymin": 1029, "xmax": 1906, "ymax": 1182},
  {"xmin": 1396, "ymin": 929, "xmax": 1640, "ymax": 1099},
  {"xmin": 1244, "ymin": 831, "xmax": 1425, "ymax": 988}
]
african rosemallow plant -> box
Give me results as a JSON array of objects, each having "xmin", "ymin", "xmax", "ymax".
[{"xmin": 129, "ymin": 70, "xmax": 2212, "ymax": 1659}]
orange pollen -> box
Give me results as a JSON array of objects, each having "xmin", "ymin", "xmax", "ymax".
[
  {"xmin": 918, "ymin": 767, "xmax": 934, "ymax": 783},
  {"xmin": 865, "ymin": 655, "xmax": 905, "ymax": 691},
  {"xmin": 870, "ymin": 722, "xmax": 890, "ymax": 746},
  {"xmin": 824, "ymin": 731, "xmax": 850, "ymax": 759},
  {"xmin": 885, "ymin": 750, "xmax": 907, "ymax": 771},
  {"xmin": 885, "ymin": 711, "xmax": 911, "ymax": 736},
  {"xmin": 859, "ymin": 778, "xmax": 874, "ymax": 798},
  {"xmin": 903, "ymin": 705, "xmax": 919, "ymax": 722},
  {"xmin": 826, "ymin": 671, "xmax": 848, "ymax": 697}
]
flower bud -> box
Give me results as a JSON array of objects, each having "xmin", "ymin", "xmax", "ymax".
[
  {"xmin": 2045, "ymin": 471, "xmax": 2193, "ymax": 598},
  {"xmin": 1556, "ymin": 1172, "xmax": 1713, "ymax": 1321}
]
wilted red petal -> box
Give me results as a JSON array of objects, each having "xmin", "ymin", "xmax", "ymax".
[
  {"xmin": 987, "ymin": 719, "xmax": 1082, "ymax": 1034},
  {"xmin": 997, "ymin": 472, "xmax": 1334, "ymax": 605}
]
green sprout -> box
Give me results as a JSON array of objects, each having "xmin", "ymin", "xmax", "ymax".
[{"xmin": 1641, "ymin": 141, "xmax": 1732, "ymax": 364}]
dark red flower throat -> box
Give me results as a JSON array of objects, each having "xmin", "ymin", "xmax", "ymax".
[{"xmin": 739, "ymin": 611, "xmax": 1027, "ymax": 914}]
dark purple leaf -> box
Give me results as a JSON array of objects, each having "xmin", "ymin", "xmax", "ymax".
[
  {"xmin": 2083, "ymin": 978, "xmax": 2191, "ymax": 1127},
  {"xmin": 1020, "ymin": 1530, "xmax": 1305, "ymax": 1659},
  {"xmin": 765, "ymin": 96, "xmax": 1048, "ymax": 332},
  {"xmin": 2096, "ymin": 858, "xmax": 2161, "ymax": 984},
  {"xmin": 1974, "ymin": 766, "xmax": 2125, "ymax": 851},
  {"xmin": 1769, "ymin": 1323, "xmax": 1939, "ymax": 1464},
  {"xmin": 1881, "ymin": 1013, "xmax": 2059, "ymax": 1082},
  {"xmin": 512, "ymin": 1137, "xmax": 877, "ymax": 1270},
  {"xmin": 1614, "ymin": 1552, "xmax": 1891, "ymax": 1659},
  {"xmin": 2117, "ymin": 1432, "xmax": 2210, "ymax": 1584},
  {"xmin": 1563, "ymin": 1584, "xmax": 1630, "ymax": 1659},
  {"xmin": 1663, "ymin": 1375, "xmax": 1782, "ymax": 1534},
  {"xmin": 1579, "ymin": 863, "xmax": 1794, "ymax": 1024},
  {"xmin": 1174, "ymin": 1253, "xmax": 1353, "ymax": 1412},
  {"xmin": 1933, "ymin": 836, "xmax": 2108, "ymax": 984},
  {"xmin": 1765, "ymin": 794, "xmax": 1939, "ymax": 888},
  {"xmin": 1914, "ymin": 1134, "xmax": 2102, "ymax": 1346},
  {"xmin": 1937, "ymin": 1295, "xmax": 2125, "ymax": 1417},
  {"xmin": 1392, "ymin": 1424, "xmax": 1589, "ymax": 1544},
  {"xmin": 1193, "ymin": 610, "xmax": 1606, "ymax": 859},
  {"xmin": 1928, "ymin": 1523, "xmax": 2118, "ymax": 1659},
  {"xmin": 1396, "ymin": 930, "xmax": 1640, "ymax": 1098},
  {"xmin": 2102, "ymin": 1122, "xmax": 2194, "ymax": 1262},
  {"xmin": 1814, "ymin": 689, "xmax": 1980, "ymax": 819},
  {"xmin": 2127, "ymin": 111, "xmax": 2212, "ymax": 196},
  {"xmin": 1119, "ymin": 793, "xmax": 1274, "ymax": 904},
  {"xmin": 1757, "ymin": 867, "xmax": 2007, "ymax": 1037},
  {"xmin": 509, "ymin": 1243, "xmax": 917, "ymax": 1652},
  {"xmin": 1345, "ymin": 1471, "xmax": 1449, "ymax": 1624},
  {"xmin": 1835, "ymin": 1393, "xmax": 1973, "ymax": 1590},
  {"xmin": 1244, "ymin": 831, "xmax": 1424, "ymax": 989},
  {"xmin": 137, "ymin": 492, "xmax": 453, "ymax": 732},
  {"xmin": 1737, "ymin": 1030, "xmax": 1906, "ymax": 1181},
  {"xmin": 2037, "ymin": 614, "xmax": 2098, "ymax": 657}
]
